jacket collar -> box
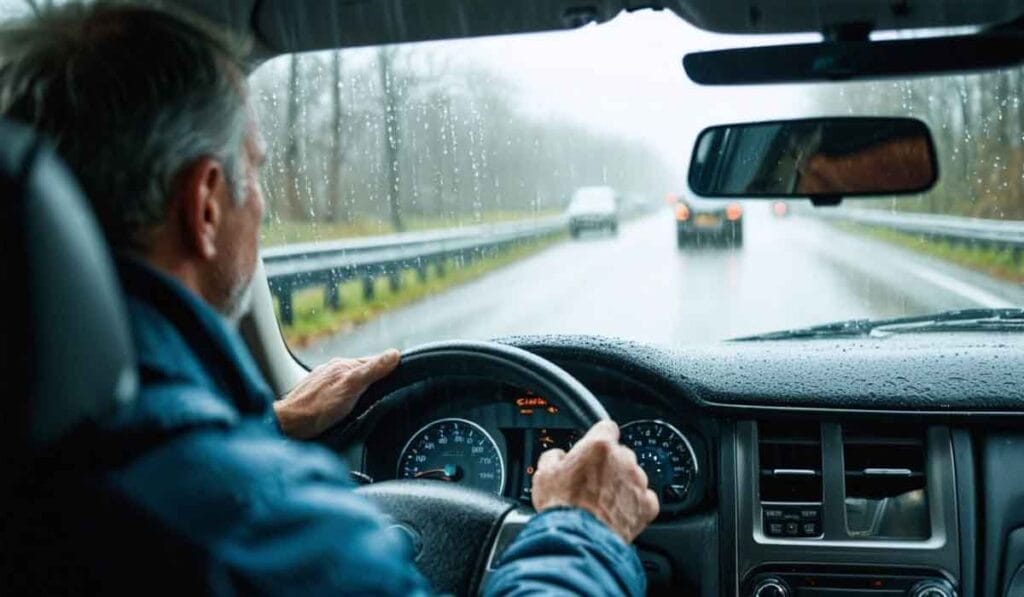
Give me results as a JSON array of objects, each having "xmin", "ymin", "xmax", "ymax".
[{"xmin": 115, "ymin": 257, "xmax": 275, "ymax": 422}]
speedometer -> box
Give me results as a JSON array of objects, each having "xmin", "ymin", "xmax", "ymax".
[
  {"xmin": 397, "ymin": 418, "xmax": 505, "ymax": 494},
  {"xmin": 621, "ymin": 420, "xmax": 698, "ymax": 505}
]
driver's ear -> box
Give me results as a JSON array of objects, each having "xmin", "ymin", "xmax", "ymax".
[{"xmin": 176, "ymin": 156, "xmax": 227, "ymax": 261}]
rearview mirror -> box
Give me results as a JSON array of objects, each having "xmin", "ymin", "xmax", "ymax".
[{"xmin": 687, "ymin": 117, "xmax": 937, "ymax": 204}]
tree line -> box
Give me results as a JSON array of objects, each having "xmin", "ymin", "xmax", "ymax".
[{"xmin": 251, "ymin": 46, "xmax": 677, "ymax": 233}]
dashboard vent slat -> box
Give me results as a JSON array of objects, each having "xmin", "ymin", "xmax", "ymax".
[
  {"xmin": 758, "ymin": 422, "xmax": 822, "ymax": 503},
  {"xmin": 842, "ymin": 425, "xmax": 926, "ymax": 499}
]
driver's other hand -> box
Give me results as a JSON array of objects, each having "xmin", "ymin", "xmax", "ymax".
[
  {"xmin": 531, "ymin": 420, "xmax": 659, "ymax": 543},
  {"xmin": 274, "ymin": 349, "xmax": 401, "ymax": 439}
]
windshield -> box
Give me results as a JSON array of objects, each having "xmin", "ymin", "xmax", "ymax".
[{"xmin": 247, "ymin": 11, "xmax": 1024, "ymax": 365}]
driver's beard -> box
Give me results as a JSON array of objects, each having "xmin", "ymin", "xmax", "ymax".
[{"xmin": 220, "ymin": 269, "xmax": 255, "ymax": 327}]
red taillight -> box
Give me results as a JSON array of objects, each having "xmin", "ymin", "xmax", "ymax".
[
  {"xmin": 726, "ymin": 203, "xmax": 742, "ymax": 221},
  {"xmin": 675, "ymin": 204, "xmax": 690, "ymax": 221}
]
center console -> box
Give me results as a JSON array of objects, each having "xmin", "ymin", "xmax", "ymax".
[{"xmin": 728, "ymin": 421, "xmax": 963, "ymax": 597}]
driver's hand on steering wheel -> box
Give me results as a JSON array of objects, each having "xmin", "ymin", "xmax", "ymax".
[
  {"xmin": 274, "ymin": 349, "xmax": 401, "ymax": 439},
  {"xmin": 531, "ymin": 420, "xmax": 659, "ymax": 543}
]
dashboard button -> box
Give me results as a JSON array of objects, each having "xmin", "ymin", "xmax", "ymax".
[
  {"xmin": 799, "ymin": 508, "xmax": 820, "ymax": 520},
  {"xmin": 766, "ymin": 522, "xmax": 784, "ymax": 536},
  {"xmin": 783, "ymin": 522, "xmax": 799, "ymax": 536},
  {"xmin": 764, "ymin": 508, "xmax": 784, "ymax": 520},
  {"xmin": 801, "ymin": 522, "xmax": 819, "ymax": 536}
]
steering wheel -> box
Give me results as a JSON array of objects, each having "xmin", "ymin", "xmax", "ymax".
[{"xmin": 321, "ymin": 340, "xmax": 608, "ymax": 594}]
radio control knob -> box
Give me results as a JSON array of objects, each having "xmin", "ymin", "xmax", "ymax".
[
  {"xmin": 908, "ymin": 579, "xmax": 956, "ymax": 597},
  {"xmin": 751, "ymin": 577, "xmax": 790, "ymax": 597}
]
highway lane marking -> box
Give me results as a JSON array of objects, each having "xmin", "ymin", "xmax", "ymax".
[{"xmin": 910, "ymin": 266, "xmax": 1016, "ymax": 308}]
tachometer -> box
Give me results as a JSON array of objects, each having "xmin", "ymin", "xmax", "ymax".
[
  {"xmin": 621, "ymin": 420, "xmax": 698, "ymax": 505},
  {"xmin": 397, "ymin": 418, "xmax": 505, "ymax": 494}
]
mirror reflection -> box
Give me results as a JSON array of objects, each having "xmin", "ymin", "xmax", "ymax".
[{"xmin": 688, "ymin": 117, "xmax": 937, "ymax": 198}]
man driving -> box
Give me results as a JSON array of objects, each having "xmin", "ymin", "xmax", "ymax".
[{"xmin": 0, "ymin": 3, "xmax": 659, "ymax": 595}]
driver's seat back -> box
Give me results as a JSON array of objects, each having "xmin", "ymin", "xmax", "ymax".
[
  {"xmin": 0, "ymin": 119, "xmax": 207, "ymax": 594},
  {"xmin": 0, "ymin": 120, "xmax": 137, "ymax": 466},
  {"xmin": 0, "ymin": 117, "xmax": 139, "ymax": 590}
]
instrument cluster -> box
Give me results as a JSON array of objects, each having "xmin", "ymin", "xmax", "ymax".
[{"xmin": 361, "ymin": 383, "xmax": 707, "ymax": 516}]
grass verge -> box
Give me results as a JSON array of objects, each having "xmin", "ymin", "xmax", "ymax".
[
  {"xmin": 277, "ymin": 235, "xmax": 565, "ymax": 347},
  {"xmin": 837, "ymin": 222, "xmax": 1024, "ymax": 283}
]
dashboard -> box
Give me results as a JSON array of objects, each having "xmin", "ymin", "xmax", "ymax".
[{"xmin": 343, "ymin": 334, "xmax": 1024, "ymax": 596}]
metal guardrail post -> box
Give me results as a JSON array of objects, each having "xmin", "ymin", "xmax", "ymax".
[
  {"xmin": 325, "ymin": 281, "xmax": 341, "ymax": 311},
  {"xmin": 277, "ymin": 287, "xmax": 294, "ymax": 326}
]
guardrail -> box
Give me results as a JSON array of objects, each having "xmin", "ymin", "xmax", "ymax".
[
  {"xmin": 814, "ymin": 208, "xmax": 1024, "ymax": 251},
  {"xmin": 263, "ymin": 216, "xmax": 568, "ymax": 325}
]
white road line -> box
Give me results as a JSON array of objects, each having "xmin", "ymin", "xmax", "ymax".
[{"xmin": 911, "ymin": 266, "xmax": 1016, "ymax": 308}]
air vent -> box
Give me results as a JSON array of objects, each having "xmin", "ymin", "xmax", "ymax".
[
  {"xmin": 842, "ymin": 425, "xmax": 926, "ymax": 499},
  {"xmin": 842, "ymin": 424, "xmax": 929, "ymax": 539},
  {"xmin": 758, "ymin": 422, "xmax": 822, "ymax": 502}
]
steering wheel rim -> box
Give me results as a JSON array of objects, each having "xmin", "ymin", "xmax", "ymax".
[
  {"xmin": 322, "ymin": 340, "xmax": 608, "ymax": 594},
  {"xmin": 324, "ymin": 339, "xmax": 609, "ymax": 447}
]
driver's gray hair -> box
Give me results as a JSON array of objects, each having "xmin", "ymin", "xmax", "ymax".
[{"xmin": 0, "ymin": 2, "xmax": 251, "ymax": 251}]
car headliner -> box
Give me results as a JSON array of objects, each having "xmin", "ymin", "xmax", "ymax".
[{"xmin": 165, "ymin": 0, "xmax": 1024, "ymax": 62}]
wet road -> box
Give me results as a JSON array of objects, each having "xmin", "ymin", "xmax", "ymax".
[{"xmin": 297, "ymin": 206, "xmax": 1024, "ymax": 362}]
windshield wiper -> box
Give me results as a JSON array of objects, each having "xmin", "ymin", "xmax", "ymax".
[{"xmin": 731, "ymin": 308, "xmax": 1024, "ymax": 341}]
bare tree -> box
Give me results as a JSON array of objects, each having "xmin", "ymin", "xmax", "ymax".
[
  {"xmin": 283, "ymin": 54, "xmax": 305, "ymax": 220},
  {"xmin": 326, "ymin": 51, "xmax": 347, "ymax": 223},
  {"xmin": 377, "ymin": 46, "xmax": 404, "ymax": 231},
  {"xmin": 253, "ymin": 48, "xmax": 679, "ymax": 233}
]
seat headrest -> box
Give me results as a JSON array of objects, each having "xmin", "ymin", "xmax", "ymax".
[{"xmin": 0, "ymin": 119, "xmax": 136, "ymax": 458}]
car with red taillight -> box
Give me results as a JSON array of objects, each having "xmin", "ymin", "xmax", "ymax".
[{"xmin": 673, "ymin": 190, "xmax": 743, "ymax": 248}]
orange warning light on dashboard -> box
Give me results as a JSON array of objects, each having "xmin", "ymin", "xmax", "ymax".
[
  {"xmin": 516, "ymin": 396, "xmax": 548, "ymax": 408},
  {"xmin": 516, "ymin": 395, "xmax": 551, "ymax": 415}
]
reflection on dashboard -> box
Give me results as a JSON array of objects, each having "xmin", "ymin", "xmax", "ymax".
[{"xmin": 397, "ymin": 418, "xmax": 506, "ymax": 494}]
